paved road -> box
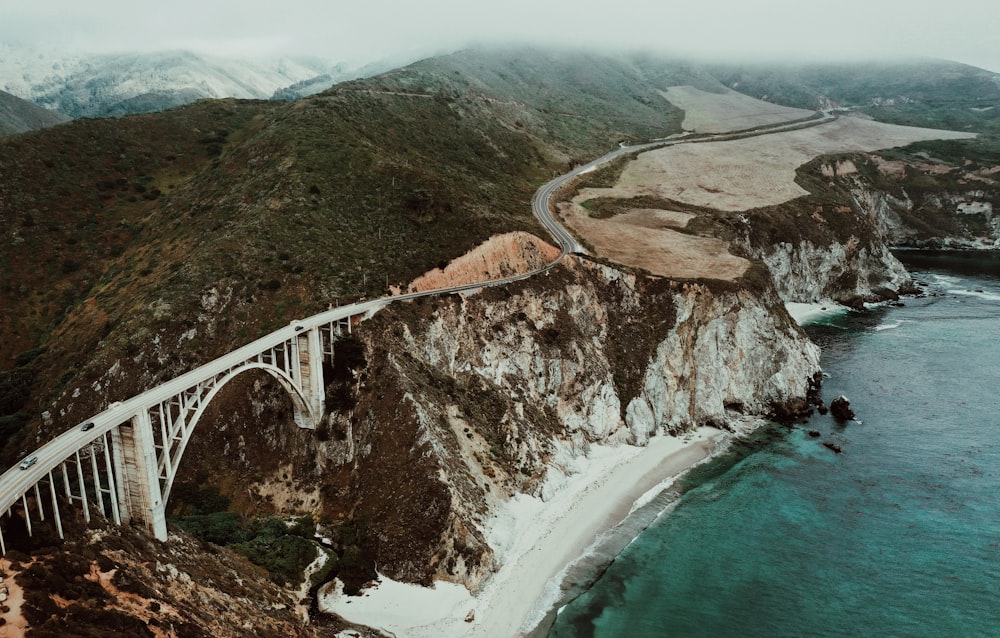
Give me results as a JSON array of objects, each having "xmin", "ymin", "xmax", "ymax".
[{"xmin": 0, "ymin": 110, "xmax": 837, "ymax": 521}]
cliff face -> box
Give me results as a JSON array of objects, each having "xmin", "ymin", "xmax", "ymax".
[
  {"xmin": 755, "ymin": 238, "xmax": 911, "ymax": 304},
  {"xmin": 714, "ymin": 149, "xmax": 1000, "ymax": 308},
  {"xmin": 849, "ymin": 162, "xmax": 1000, "ymax": 250},
  {"xmin": 726, "ymin": 156, "xmax": 925, "ymax": 307},
  {"xmin": 336, "ymin": 256, "xmax": 820, "ymax": 588}
]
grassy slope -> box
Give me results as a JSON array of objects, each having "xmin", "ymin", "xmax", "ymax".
[
  {"xmin": 0, "ymin": 99, "xmax": 279, "ymax": 451},
  {"xmin": 705, "ymin": 60, "xmax": 1000, "ymax": 245},
  {"xmin": 0, "ymin": 48, "xmax": 691, "ymax": 462}
]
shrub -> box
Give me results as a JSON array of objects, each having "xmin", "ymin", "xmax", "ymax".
[
  {"xmin": 230, "ymin": 519, "xmax": 318, "ymax": 586},
  {"xmin": 172, "ymin": 512, "xmax": 253, "ymax": 546}
]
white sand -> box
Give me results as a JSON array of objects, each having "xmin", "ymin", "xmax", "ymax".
[
  {"xmin": 318, "ymin": 427, "xmax": 726, "ymax": 637},
  {"xmin": 786, "ymin": 301, "xmax": 849, "ymax": 325}
]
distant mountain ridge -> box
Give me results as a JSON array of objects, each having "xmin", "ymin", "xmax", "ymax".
[
  {"xmin": 0, "ymin": 44, "xmax": 395, "ymax": 118},
  {"xmin": 0, "ymin": 89, "xmax": 69, "ymax": 135},
  {"xmin": 706, "ymin": 59, "xmax": 1000, "ymax": 133}
]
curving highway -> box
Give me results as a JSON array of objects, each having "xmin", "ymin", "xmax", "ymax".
[{"xmin": 0, "ymin": 110, "xmax": 837, "ymax": 538}]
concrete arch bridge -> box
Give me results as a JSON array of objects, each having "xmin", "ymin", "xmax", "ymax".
[{"xmin": 0, "ymin": 303, "xmax": 382, "ymax": 551}]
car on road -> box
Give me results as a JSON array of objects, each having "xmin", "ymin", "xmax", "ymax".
[
  {"xmin": 19, "ymin": 455, "xmax": 38, "ymax": 470},
  {"xmin": 81, "ymin": 422, "xmax": 95, "ymax": 431}
]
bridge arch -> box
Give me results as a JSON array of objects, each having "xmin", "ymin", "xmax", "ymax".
[{"xmin": 158, "ymin": 361, "xmax": 317, "ymax": 505}]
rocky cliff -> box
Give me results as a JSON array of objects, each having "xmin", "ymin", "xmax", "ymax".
[
  {"xmin": 717, "ymin": 156, "xmax": 919, "ymax": 307},
  {"xmin": 1, "ymin": 247, "xmax": 822, "ymax": 633},
  {"xmin": 853, "ymin": 155, "xmax": 1000, "ymax": 249},
  {"xmin": 304, "ymin": 254, "xmax": 821, "ymax": 588},
  {"xmin": 752, "ymin": 237, "xmax": 911, "ymax": 305},
  {"xmin": 736, "ymin": 152, "xmax": 1000, "ymax": 307}
]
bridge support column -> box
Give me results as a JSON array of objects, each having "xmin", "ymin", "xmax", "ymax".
[
  {"xmin": 294, "ymin": 327, "xmax": 326, "ymax": 429},
  {"xmin": 114, "ymin": 413, "xmax": 168, "ymax": 541}
]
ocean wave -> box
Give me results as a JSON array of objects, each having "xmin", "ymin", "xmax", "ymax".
[
  {"xmin": 932, "ymin": 273, "xmax": 963, "ymax": 286},
  {"xmin": 873, "ymin": 320, "xmax": 905, "ymax": 332},
  {"xmin": 948, "ymin": 288, "xmax": 1000, "ymax": 302}
]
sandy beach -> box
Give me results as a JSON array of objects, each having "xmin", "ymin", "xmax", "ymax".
[{"xmin": 319, "ymin": 427, "xmax": 726, "ymax": 637}]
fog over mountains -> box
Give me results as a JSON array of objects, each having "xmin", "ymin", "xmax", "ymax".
[{"xmin": 0, "ymin": 43, "xmax": 402, "ymax": 118}]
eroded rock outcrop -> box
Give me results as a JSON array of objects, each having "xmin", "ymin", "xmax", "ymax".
[
  {"xmin": 830, "ymin": 395, "xmax": 855, "ymax": 421},
  {"xmin": 724, "ymin": 151, "xmax": 1000, "ymax": 307},
  {"xmin": 401, "ymin": 232, "xmax": 561, "ymax": 293},
  {"xmin": 757, "ymin": 238, "xmax": 910, "ymax": 306}
]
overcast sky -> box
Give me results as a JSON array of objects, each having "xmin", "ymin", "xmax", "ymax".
[{"xmin": 2, "ymin": 0, "xmax": 998, "ymax": 72}]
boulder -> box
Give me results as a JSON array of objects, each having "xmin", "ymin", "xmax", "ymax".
[
  {"xmin": 808, "ymin": 430, "xmax": 821, "ymax": 438},
  {"xmin": 823, "ymin": 442, "xmax": 843, "ymax": 454},
  {"xmin": 830, "ymin": 395, "xmax": 855, "ymax": 421}
]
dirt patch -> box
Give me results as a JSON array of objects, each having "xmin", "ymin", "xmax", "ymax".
[
  {"xmin": 661, "ymin": 86, "xmax": 815, "ymax": 133},
  {"xmin": 559, "ymin": 199, "xmax": 750, "ymax": 281},
  {"xmin": 601, "ymin": 208, "xmax": 695, "ymax": 229},
  {"xmin": 586, "ymin": 116, "xmax": 975, "ymax": 212},
  {"xmin": 400, "ymin": 232, "xmax": 560, "ymax": 293},
  {"xmin": 0, "ymin": 559, "xmax": 27, "ymax": 637},
  {"xmin": 873, "ymin": 155, "xmax": 957, "ymax": 178}
]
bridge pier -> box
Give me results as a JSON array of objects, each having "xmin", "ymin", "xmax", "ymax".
[
  {"xmin": 113, "ymin": 413, "xmax": 168, "ymax": 541},
  {"xmin": 293, "ymin": 327, "xmax": 326, "ymax": 429}
]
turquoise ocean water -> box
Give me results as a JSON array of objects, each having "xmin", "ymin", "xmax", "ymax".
[{"xmin": 548, "ymin": 251, "xmax": 1000, "ymax": 637}]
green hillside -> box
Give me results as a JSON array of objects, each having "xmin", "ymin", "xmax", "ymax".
[
  {"xmin": 708, "ymin": 59, "xmax": 1000, "ymax": 161},
  {"xmin": 0, "ymin": 48, "xmax": 693, "ymax": 461}
]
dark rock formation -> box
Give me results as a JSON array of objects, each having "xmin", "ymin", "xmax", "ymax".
[
  {"xmin": 823, "ymin": 442, "xmax": 843, "ymax": 454},
  {"xmin": 830, "ymin": 395, "xmax": 855, "ymax": 421}
]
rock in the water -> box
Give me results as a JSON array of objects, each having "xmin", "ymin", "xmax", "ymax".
[
  {"xmin": 808, "ymin": 429, "xmax": 821, "ymax": 438},
  {"xmin": 830, "ymin": 395, "xmax": 855, "ymax": 421},
  {"xmin": 817, "ymin": 403, "xmax": 828, "ymax": 415},
  {"xmin": 823, "ymin": 441, "xmax": 843, "ymax": 454}
]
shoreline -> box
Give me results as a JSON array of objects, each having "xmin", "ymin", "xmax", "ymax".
[{"xmin": 318, "ymin": 426, "xmax": 727, "ymax": 637}]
